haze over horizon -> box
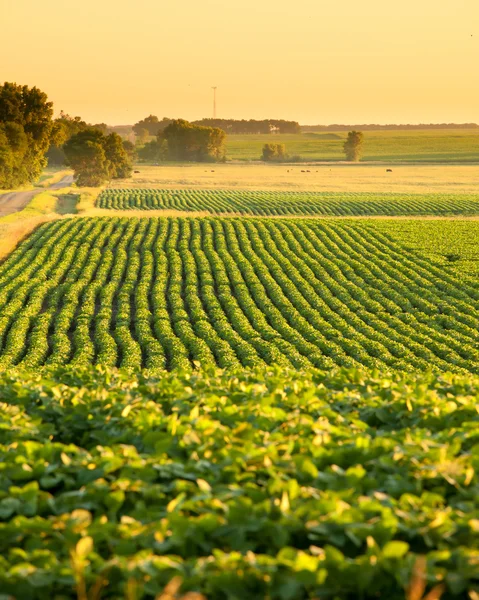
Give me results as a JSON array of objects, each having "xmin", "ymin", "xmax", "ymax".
[{"xmin": 3, "ymin": 0, "xmax": 478, "ymax": 126}]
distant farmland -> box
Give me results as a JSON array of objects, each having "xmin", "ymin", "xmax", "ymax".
[
  {"xmin": 97, "ymin": 188, "xmax": 479, "ymax": 216},
  {"xmin": 224, "ymin": 129, "xmax": 479, "ymax": 162}
]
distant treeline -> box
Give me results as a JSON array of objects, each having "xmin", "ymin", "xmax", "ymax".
[
  {"xmin": 192, "ymin": 119, "xmax": 301, "ymax": 134},
  {"xmin": 301, "ymin": 123, "xmax": 479, "ymax": 132},
  {"xmin": 132, "ymin": 116, "xmax": 301, "ymax": 136}
]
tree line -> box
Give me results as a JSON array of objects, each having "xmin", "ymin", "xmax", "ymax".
[
  {"xmin": 302, "ymin": 123, "xmax": 479, "ymax": 132},
  {"xmin": 133, "ymin": 115, "xmax": 300, "ymax": 137}
]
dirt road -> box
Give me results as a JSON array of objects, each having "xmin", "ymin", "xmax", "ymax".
[{"xmin": 0, "ymin": 175, "xmax": 74, "ymax": 217}]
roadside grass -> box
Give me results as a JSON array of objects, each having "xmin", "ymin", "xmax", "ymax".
[
  {"xmin": 0, "ymin": 183, "xmax": 85, "ymax": 261},
  {"xmin": 35, "ymin": 167, "xmax": 73, "ymax": 188}
]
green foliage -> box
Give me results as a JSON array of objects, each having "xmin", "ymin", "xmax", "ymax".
[
  {"xmin": 193, "ymin": 118, "xmax": 301, "ymax": 134},
  {"xmin": 64, "ymin": 129, "xmax": 132, "ymax": 186},
  {"xmin": 47, "ymin": 112, "xmax": 101, "ymax": 166},
  {"xmin": 261, "ymin": 143, "xmax": 287, "ymax": 162},
  {"xmin": 98, "ymin": 188, "xmax": 479, "ymax": 217},
  {"xmin": 0, "ymin": 364, "xmax": 477, "ymax": 598},
  {"xmin": 0, "ymin": 82, "xmax": 54, "ymax": 188},
  {"xmin": 0, "ymin": 216, "xmax": 478, "ymax": 373},
  {"xmin": 138, "ymin": 139, "xmax": 168, "ymax": 163},
  {"xmin": 132, "ymin": 115, "xmax": 173, "ymax": 137},
  {"xmin": 104, "ymin": 133, "xmax": 133, "ymax": 179},
  {"xmin": 122, "ymin": 139, "xmax": 137, "ymax": 163},
  {"xmin": 343, "ymin": 130, "xmax": 364, "ymax": 161},
  {"xmin": 162, "ymin": 119, "xmax": 226, "ymax": 162}
]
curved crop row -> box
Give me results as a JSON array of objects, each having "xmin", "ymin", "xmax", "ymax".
[
  {"xmin": 97, "ymin": 188, "xmax": 479, "ymax": 216},
  {"xmin": 0, "ymin": 216, "xmax": 477, "ymax": 373}
]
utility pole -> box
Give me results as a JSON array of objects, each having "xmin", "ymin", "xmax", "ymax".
[{"xmin": 212, "ymin": 86, "xmax": 217, "ymax": 119}]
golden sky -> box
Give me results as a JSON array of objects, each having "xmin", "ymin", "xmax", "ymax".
[{"xmin": 3, "ymin": 0, "xmax": 478, "ymax": 125}]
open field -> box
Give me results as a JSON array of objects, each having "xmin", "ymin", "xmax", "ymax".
[
  {"xmin": 1, "ymin": 168, "xmax": 479, "ymax": 600},
  {"xmin": 225, "ymin": 129, "xmax": 479, "ymax": 162},
  {"xmin": 118, "ymin": 164, "xmax": 479, "ymax": 193},
  {"xmin": 0, "ymin": 216, "xmax": 478, "ymax": 373},
  {"xmin": 98, "ymin": 188, "xmax": 479, "ymax": 217},
  {"xmin": 1, "ymin": 365, "xmax": 478, "ymax": 599}
]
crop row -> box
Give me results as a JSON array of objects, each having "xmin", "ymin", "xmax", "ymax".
[
  {"xmin": 97, "ymin": 188, "xmax": 479, "ymax": 216},
  {"xmin": 0, "ymin": 216, "xmax": 477, "ymax": 372}
]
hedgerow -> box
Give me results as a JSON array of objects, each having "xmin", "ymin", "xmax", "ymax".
[{"xmin": 0, "ymin": 365, "xmax": 478, "ymax": 599}]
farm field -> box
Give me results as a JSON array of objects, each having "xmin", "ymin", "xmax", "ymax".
[
  {"xmin": 1, "ymin": 365, "xmax": 478, "ymax": 599},
  {"xmin": 98, "ymin": 188, "xmax": 479, "ymax": 217},
  {"xmin": 117, "ymin": 164, "xmax": 479, "ymax": 193},
  {"xmin": 0, "ymin": 216, "xmax": 478, "ymax": 373},
  {"xmin": 225, "ymin": 129, "xmax": 479, "ymax": 162}
]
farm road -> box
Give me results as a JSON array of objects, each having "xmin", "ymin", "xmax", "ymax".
[{"xmin": 0, "ymin": 175, "xmax": 74, "ymax": 217}]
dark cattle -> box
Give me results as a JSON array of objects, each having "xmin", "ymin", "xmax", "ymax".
[
  {"xmin": 134, "ymin": 170, "xmax": 140, "ymax": 174},
  {"xmin": 386, "ymin": 169, "xmax": 393, "ymax": 173},
  {"xmin": 211, "ymin": 170, "xmax": 215, "ymax": 173}
]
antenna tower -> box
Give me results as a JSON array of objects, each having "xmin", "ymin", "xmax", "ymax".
[{"xmin": 212, "ymin": 86, "xmax": 217, "ymax": 118}]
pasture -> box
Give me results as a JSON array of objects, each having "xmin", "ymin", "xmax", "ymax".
[
  {"xmin": 114, "ymin": 163, "xmax": 479, "ymax": 193},
  {"xmin": 225, "ymin": 129, "xmax": 479, "ymax": 162}
]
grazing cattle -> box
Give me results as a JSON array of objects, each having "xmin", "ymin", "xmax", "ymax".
[
  {"xmin": 211, "ymin": 170, "xmax": 215, "ymax": 173},
  {"xmin": 301, "ymin": 170, "xmax": 305, "ymax": 173},
  {"xmin": 134, "ymin": 170, "xmax": 140, "ymax": 174},
  {"xmin": 386, "ymin": 169, "xmax": 393, "ymax": 173}
]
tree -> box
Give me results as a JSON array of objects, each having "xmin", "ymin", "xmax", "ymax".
[
  {"xmin": 104, "ymin": 133, "xmax": 132, "ymax": 178},
  {"xmin": 0, "ymin": 82, "xmax": 54, "ymax": 188},
  {"xmin": 133, "ymin": 115, "xmax": 174, "ymax": 137},
  {"xmin": 138, "ymin": 139, "xmax": 168, "ymax": 162},
  {"xmin": 343, "ymin": 131, "xmax": 364, "ymax": 161},
  {"xmin": 122, "ymin": 140, "xmax": 137, "ymax": 163},
  {"xmin": 136, "ymin": 127, "xmax": 150, "ymax": 145},
  {"xmin": 161, "ymin": 119, "xmax": 226, "ymax": 162},
  {"xmin": 261, "ymin": 143, "xmax": 287, "ymax": 162},
  {"xmin": 47, "ymin": 112, "xmax": 90, "ymax": 166},
  {"xmin": 64, "ymin": 128, "xmax": 133, "ymax": 186},
  {"xmin": 63, "ymin": 128, "xmax": 109, "ymax": 186}
]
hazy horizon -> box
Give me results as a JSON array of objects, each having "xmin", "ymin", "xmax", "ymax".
[{"xmin": 3, "ymin": 0, "xmax": 478, "ymax": 125}]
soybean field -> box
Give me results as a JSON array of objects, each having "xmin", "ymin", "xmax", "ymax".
[
  {"xmin": 1, "ymin": 216, "xmax": 478, "ymax": 373},
  {"xmin": 97, "ymin": 188, "xmax": 479, "ymax": 216},
  {"xmin": 1, "ymin": 365, "xmax": 478, "ymax": 599}
]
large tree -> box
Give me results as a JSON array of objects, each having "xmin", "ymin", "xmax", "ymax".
[
  {"xmin": 0, "ymin": 82, "xmax": 54, "ymax": 188},
  {"xmin": 64, "ymin": 128, "xmax": 132, "ymax": 186},
  {"xmin": 343, "ymin": 130, "xmax": 364, "ymax": 161},
  {"xmin": 161, "ymin": 119, "xmax": 225, "ymax": 162}
]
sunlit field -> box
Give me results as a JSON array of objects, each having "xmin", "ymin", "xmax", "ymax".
[
  {"xmin": 112, "ymin": 163, "xmax": 479, "ymax": 193},
  {"xmin": 225, "ymin": 129, "xmax": 479, "ymax": 162}
]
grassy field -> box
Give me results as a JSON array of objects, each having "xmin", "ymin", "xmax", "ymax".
[
  {"xmin": 225, "ymin": 129, "xmax": 479, "ymax": 162},
  {"xmin": 117, "ymin": 164, "xmax": 479, "ymax": 193}
]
